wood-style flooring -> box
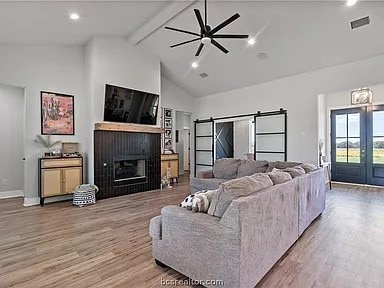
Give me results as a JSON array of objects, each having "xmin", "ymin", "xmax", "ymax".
[{"xmin": 0, "ymin": 176, "xmax": 383, "ymax": 288}]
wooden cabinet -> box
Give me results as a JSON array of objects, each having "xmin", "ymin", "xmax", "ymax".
[
  {"xmin": 39, "ymin": 157, "xmax": 83, "ymax": 206},
  {"xmin": 161, "ymin": 154, "xmax": 179, "ymax": 182}
]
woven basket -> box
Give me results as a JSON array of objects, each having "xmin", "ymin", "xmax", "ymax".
[{"xmin": 73, "ymin": 184, "xmax": 99, "ymax": 207}]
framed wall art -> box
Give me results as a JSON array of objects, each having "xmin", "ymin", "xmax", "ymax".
[{"xmin": 41, "ymin": 91, "xmax": 75, "ymax": 135}]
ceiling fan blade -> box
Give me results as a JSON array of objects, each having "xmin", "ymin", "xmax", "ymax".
[
  {"xmin": 170, "ymin": 38, "xmax": 201, "ymax": 48},
  {"xmin": 165, "ymin": 27, "xmax": 200, "ymax": 37},
  {"xmin": 212, "ymin": 34, "xmax": 249, "ymax": 39},
  {"xmin": 211, "ymin": 39, "xmax": 229, "ymax": 54},
  {"xmin": 195, "ymin": 43, "xmax": 204, "ymax": 57},
  {"xmin": 194, "ymin": 9, "xmax": 206, "ymax": 33},
  {"xmin": 210, "ymin": 13, "xmax": 240, "ymax": 35}
]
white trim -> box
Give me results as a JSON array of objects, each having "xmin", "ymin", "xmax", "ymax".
[
  {"xmin": 23, "ymin": 197, "xmax": 40, "ymax": 206},
  {"xmin": 0, "ymin": 190, "xmax": 24, "ymax": 199},
  {"xmin": 23, "ymin": 195, "xmax": 73, "ymax": 207}
]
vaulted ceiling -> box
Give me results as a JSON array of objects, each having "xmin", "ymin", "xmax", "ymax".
[{"xmin": 1, "ymin": 1, "xmax": 384, "ymax": 97}]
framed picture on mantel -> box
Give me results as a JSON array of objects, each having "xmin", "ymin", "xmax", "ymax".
[{"xmin": 41, "ymin": 91, "xmax": 75, "ymax": 135}]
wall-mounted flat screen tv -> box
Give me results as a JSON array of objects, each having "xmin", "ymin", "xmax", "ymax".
[{"xmin": 104, "ymin": 84, "xmax": 159, "ymax": 125}]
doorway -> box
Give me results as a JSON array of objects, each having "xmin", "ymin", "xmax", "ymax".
[{"xmin": 331, "ymin": 105, "xmax": 384, "ymax": 185}]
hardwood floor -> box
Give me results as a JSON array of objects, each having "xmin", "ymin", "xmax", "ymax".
[{"xmin": 0, "ymin": 178, "xmax": 383, "ymax": 287}]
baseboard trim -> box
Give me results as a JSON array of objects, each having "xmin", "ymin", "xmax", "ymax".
[
  {"xmin": 23, "ymin": 195, "xmax": 73, "ymax": 207},
  {"xmin": 0, "ymin": 190, "xmax": 24, "ymax": 199}
]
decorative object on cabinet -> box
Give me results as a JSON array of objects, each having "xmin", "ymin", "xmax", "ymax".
[
  {"xmin": 38, "ymin": 156, "xmax": 83, "ymax": 206},
  {"xmin": 41, "ymin": 91, "xmax": 75, "ymax": 135},
  {"xmin": 34, "ymin": 135, "xmax": 61, "ymax": 157},
  {"xmin": 161, "ymin": 153, "xmax": 179, "ymax": 183},
  {"xmin": 62, "ymin": 142, "xmax": 81, "ymax": 157}
]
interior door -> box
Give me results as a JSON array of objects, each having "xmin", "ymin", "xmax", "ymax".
[
  {"xmin": 215, "ymin": 122, "xmax": 234, "ymax": 159},
  {"xmin": 366, "ymin": 105, "xmax": 384, "ymax": 186},
  {"xmin": 331, "ymin": 108, "xmax": 366, "ymax": 184}
]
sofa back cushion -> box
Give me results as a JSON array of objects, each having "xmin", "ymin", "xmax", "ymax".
[
  {"xmin": 266, "ymin": 161, "xmax": 303, "ymax": 172},
  {"xmin": 208, "ymin": 173, "xmax": 273, "ymax": 217},
  {"xmin": 267, "ymin": 171, "xmax": 292, "ymax": 185},
  {"xmin": 213, "ymin": 158, "xmax": 241, "ymax": 179},
  {"xmin": 237, "ymin": 160, "xmax": 268, "ymax": 178},
  {"xmin": 283, "ymin": 166, "xmax": 306, "ymax": 178},
  {"xmin": 299, "ymin": 163, "xmax": 319, "ymax": 173}
]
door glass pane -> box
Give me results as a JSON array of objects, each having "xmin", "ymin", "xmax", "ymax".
[
  {"xmin": 336, "ymin": 138, "xmax": 348, "ymax": 162},
  {"xmin": 348, "ymin": 138, "xmax": 360, "ymax": 163},
  {"xmin": 336, "ymin": 114, "xmax": 347, "ymax": 137},
  {"xmin": 348, "ymin": 113, "xmax": 360, "ymax": 137},
  {"xmin": 373, "ymin": 137, "xmax": 384, "ymax": 164},
  {"xmin": 373, "ymin": 111, "xmax": 384, "ymax": 137}
]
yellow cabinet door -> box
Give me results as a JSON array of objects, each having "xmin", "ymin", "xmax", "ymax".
[
  {"xmin": 169, "ymin": 160, "xmax": 179, "ymax": 178},
  {"xmin": 62, "ymin": 167, "xmax": 82, "ymax": 194},
  {"xmin": 41, "ymin": 169, "xmax": 62, "ymax": 197}
]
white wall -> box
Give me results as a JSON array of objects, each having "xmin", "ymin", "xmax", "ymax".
[
  {"xmin": 324, "ymin": 83, "xmax": 384, "ymax": 163},
  {"xmin": 0, "ymin": 45, "xmax": 87, "ymax": 205},
  {"xmin": 234, "ymin": 120, "xmax": 250, "ymax": 159},
  {"xmin": 193, "ymin": 54, "xmax": 384, "ymax": 171},
  {"xmin": 85, "ymin": 37, "xmax": 161, "ymax": 182},
  {"xmin": 161, "ymin": 76, "xmax": 194, "ymax": 114},
  {"xmin": 0, "ymin": 84, "xmax": 24, "ymax": 195}
]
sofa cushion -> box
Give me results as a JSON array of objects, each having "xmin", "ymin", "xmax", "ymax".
[
  {"xmin": 283, "ymin": 166, "xmax": 306, "ymax": 178},
  {"xmin": 213, "ymin": 158, "xmax": 241, "ymax": 179},
  {"xmin": 266, "ymin": 161, "xmax": 303, "ymax": 172},
  {"xmin": 190, "ymin": 177, "xmax": 227, "ymax": 194},
  {"xmin": 208, "ymin": 173, "xmax": 273, "ymax": 217},
  {"xmin": 299, "ymin": 163, "xmax": 319, "ymax": 173},
  {"xmin": 267, "ymin": 171, "xmax": 292, "ymax": 185},
  {"xmin": 237, "ymin": 160, "xmax": 268, "ymax": 178}
]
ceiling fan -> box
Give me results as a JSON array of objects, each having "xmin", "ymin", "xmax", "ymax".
[{"xmin": 165, "ymin": 0, "xmax": 249, "ymax": 56}]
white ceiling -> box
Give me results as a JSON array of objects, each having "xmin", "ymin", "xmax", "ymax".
[
  {"xmin": 0, "ymin": 1, "xmax": 169, "ymax": 45},
  {"xmin": 1, "ymin": 1, "xmax": 384, "ymax": 97}
]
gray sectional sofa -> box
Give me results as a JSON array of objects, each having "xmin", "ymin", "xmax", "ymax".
[
  {"xmin": 190, "ymin": 158, "xmax": 302, "ymax": 193},
  {"xmin": 149, "ymin": 160, "xmax": 326, "ymax": 288}
]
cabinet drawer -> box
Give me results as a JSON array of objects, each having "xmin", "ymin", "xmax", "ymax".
[
  {"xmin": 161, "ymin": 154, "xmax": 179, "ymax": 161},
  {"xmin": 41, "ymin": 158, "xmax": 82, "ymax": 168}
]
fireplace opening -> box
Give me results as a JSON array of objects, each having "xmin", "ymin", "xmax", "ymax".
[{"xmin": 114, "ymin": 157, "xmax": 147, "ymax": 184}]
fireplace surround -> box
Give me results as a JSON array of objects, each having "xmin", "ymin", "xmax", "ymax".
[{"xmin": 94, "ymin": 123, "xmax": 162, "ymax": 199}]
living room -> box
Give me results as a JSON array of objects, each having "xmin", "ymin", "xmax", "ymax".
[{"xmin": 0, "ymin": 0, "xmax": 383, "ymax": 287}]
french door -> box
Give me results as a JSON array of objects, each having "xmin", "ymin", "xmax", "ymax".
[{"xmin": 331, "ymin": 105, "xmax": 384, "ymax": 186}]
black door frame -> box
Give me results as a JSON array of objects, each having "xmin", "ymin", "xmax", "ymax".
[
  {"xmin": 331, "ymin": 105, "xmax": 384, "ymax": 186},
  {"xmin": 331, "ymin": 107, "xmax": 366, "ymax": 184}
]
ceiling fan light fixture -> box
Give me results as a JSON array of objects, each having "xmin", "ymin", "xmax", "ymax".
[
  {"xmin": 191, "ymin": 61, "xmax": 198, "ymax": 68},
  {"xmin": 201, "ymin": 37, "xmax": 211, "ymax": 45}
]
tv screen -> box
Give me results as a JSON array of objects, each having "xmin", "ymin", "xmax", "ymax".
[{"xmin": 104, "ymin": 84, "xmax": 159, "ymax": 125}]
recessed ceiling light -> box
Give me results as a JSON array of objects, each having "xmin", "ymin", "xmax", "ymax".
[
  {"xmin": 346, "ymin": 0, "xmax": 357, "ymax": 7},
  {"xmin": 248, "ymin": 38, "xmax": 256, "ymax": 46},
  {"xmin": 69, "ymin": 13, "xmax": 80, "ymax": 21},
  {"xmin": 191, "ymin": 62, "xmax": 198, "ymax": 69}
]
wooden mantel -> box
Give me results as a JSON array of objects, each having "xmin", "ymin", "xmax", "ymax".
[{"xmin": 95, "ymin": 122, "xmax": 164, "ymax": 134}]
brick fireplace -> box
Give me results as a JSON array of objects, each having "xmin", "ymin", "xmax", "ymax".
[{"xmin": 94, "ymin": 123, "xmax": 162, "ymax": 200}]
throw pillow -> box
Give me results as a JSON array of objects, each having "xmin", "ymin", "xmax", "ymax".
[
  {"xmin": 283, "ymin": 166, "xmax": 306, "ymax": 178},
  {"xmin": 208, "ymin": 174, "xmax": 273, "ymax": 217},
  {"xmin": 267, "ymin": 171, "xmax": 292, "ymax": 185},
  {"xmin": 299, "ymin": 163, "xmax": 319, "ymax": 173},
  {"xmin": 237, "ymin": 160, "xmax": 268, "ymax": 178},
  {"xmin": 192, "ymin": 189, "xmax": 217, "ymax": 213},
  {"xmin": 213, "ymin": 158, "xmax": 241, "ymax": 179}
]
